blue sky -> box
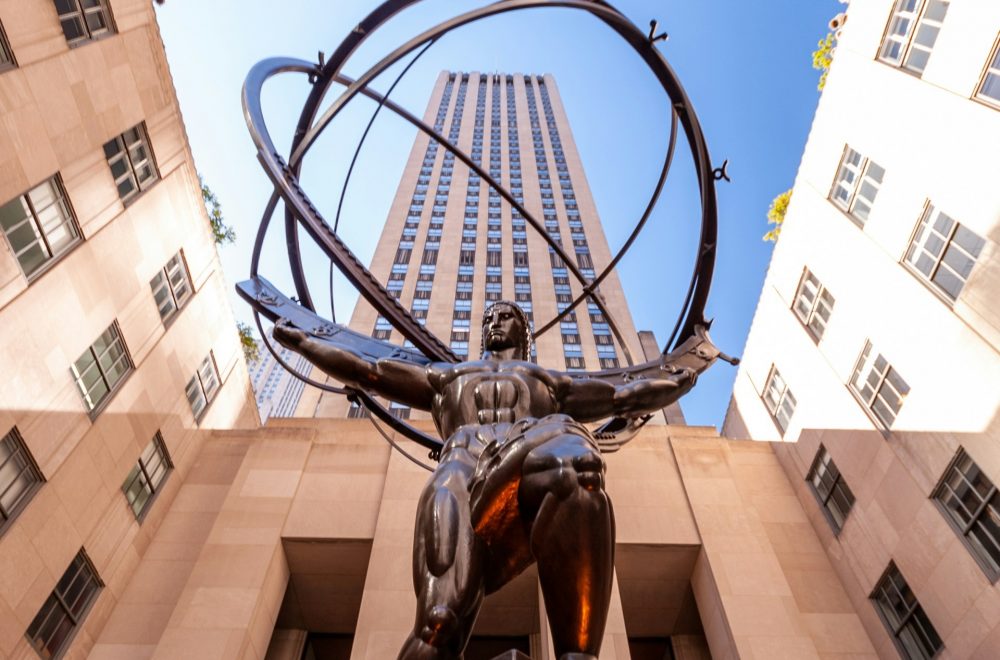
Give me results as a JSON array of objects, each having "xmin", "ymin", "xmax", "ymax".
[{"xmin": 155, "ymin": 0, "xmax": 842, "ymax": 429}]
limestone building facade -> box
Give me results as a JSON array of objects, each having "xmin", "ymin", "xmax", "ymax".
[
  {"xmin": 724, "ymin": 0, "xmax": 1000, "ymax": 658},
  {"xmin": 0, "ymin": 1, "xmax": 257, "ymax": 658}
]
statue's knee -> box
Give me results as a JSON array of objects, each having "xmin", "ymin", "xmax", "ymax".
[
  {"xmin": 525, "ymin": 437, "xmax": 605, "ymax": 497},
  {"xmin": 419, "ymin": 605, "xmax": 459, "ymax": 647}
]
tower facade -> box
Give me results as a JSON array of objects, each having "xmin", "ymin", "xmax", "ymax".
[
  {"xmin": 310, "ymin": 71, "xmax": 643, "ymax": 419},
  {"xmin": 0, "ymin": 2, "xmax": 257, "ymax": 658},
  {"xmin": 724, "ymin": 1, "xmax": 1000, "ymax": 657},
  {"xmin": 249, "ymin": 328, "xmax": 311, "ymax": 423}
]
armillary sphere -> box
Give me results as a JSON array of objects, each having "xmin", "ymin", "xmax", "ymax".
[{"xmin": 236, "ymin": 0, "xmax": 735, "ymax": 468}]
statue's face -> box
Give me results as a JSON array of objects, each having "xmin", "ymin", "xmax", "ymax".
[{"xmin": 483, "ymin": 303, "xmax": 526, "ymax": 355}]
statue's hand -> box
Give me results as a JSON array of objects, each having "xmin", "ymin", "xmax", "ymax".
[{"xmin": 273, "ymin": 318, "xmax": 308, "ymax": 350}]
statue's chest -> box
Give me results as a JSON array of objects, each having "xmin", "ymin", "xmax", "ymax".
[{"xmin": 469, "ymin": 374, "xmax": 532, "ymax": 424}]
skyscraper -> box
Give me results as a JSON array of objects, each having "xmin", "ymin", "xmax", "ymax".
[
  {"xmin": 249, "ymin": 328, "xmax": 311, "ymax": 423},
  {"xmin": 724, "ymin": 1, "xmax": 1000, "ymax": 657},
  {"xmin": 310, "ymin": 71, "xmax": 643, "ymax": 419}
]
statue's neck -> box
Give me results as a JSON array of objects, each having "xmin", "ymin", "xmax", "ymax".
[{"xmin": 482, "ymin": 348, "xmax": 519, "ymax": 362}]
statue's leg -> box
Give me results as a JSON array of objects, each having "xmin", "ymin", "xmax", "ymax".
[
  {"xmin": 399, "ymin": 442, "xmax": 486, "ymax": 660},
  {"xmin": 519, "ymin": 416, "xmax": 614, "ymax": 660}
]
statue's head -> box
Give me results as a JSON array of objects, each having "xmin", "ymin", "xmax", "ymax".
[{"xmin": 481, "ymin": 300, "xmax": 532, "ymax": 361}]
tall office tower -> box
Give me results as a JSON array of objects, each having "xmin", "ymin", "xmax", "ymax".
[
  {"xmin": 0, "ymin": 2, "xmax": 257, "ymax": 659},
  {"xmin": 724, "ymin": 1, "xmax": 1000, "ymax": 657},
  {"xmin": 309, "ymin": 71, "xmax": 643, "ymax": 419},
  {"xmin": 249, "ymin": 328, "xmax": 311, "ymax": 422}
]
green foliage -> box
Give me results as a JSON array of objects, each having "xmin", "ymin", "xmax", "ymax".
[
  {"xmin": 200, "ymin": 176, "xmax": 236, "ymax": 246},
  {"xmin": 813, "ymin": 33, "xmax": 835, "ymax": 91},
  {"xmin": 237, "ymin": 322, "xmax": 260, "ymax": 363},
  {"xmin": 763, "ymin": 189, "xmax": 793, "ymax": 242}
]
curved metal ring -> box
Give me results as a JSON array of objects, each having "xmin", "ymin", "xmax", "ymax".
[{"xmin": 248, "ymin": 0, "xmax": 717, "ymax": 362}]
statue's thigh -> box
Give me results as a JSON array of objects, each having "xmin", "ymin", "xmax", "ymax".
[{"xmin": 469, "ymin": 415, "xmax": 604, "ymax": 592}]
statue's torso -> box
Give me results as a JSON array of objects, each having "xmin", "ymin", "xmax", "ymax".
[{"xmin": 431, "ymin": 360, "xmax": 562, "ymax": 438}]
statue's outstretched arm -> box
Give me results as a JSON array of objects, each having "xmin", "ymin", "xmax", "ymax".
[
  {"xmin": 557, "ymin": 368, "xmax": 696, "ymax": 423},
  {"xmin": 273, "ymin": 319, "xmax": 436, "ymax": 410}
]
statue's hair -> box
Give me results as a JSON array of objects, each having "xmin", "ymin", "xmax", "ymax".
[{"xmin": 481, "ymin": 300, "xmax": 533, "ymax": 361}]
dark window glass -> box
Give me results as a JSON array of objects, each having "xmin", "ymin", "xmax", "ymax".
[
  {"xmin": 871, "ymin": 563, "xmax": 943, "ymax": 660},
  {"xmin": 185, "ymin": 352, "xmax": 220, "ymax": 422},
  {"xmin": 0, "ymin": 176, "xmax": 80, "ymax": 279},
  {"xmin": 103, "ymin": 123, "xmax": 157, "ymax": 202},
  {"xmin": 54, "ymin": 0, "xmax": 115, "ymax": 46},
  {"xmin": 933, "ymin": 448, "xmax": 1000, "ymax": 580},
  {"xmin": 122, "ymin": 432, "xmax": 172, "ymax": 519},
  {"xmin": 0, "ymin": 427, "xmax": 44, "ymax": 536},
  {"xmin": 150, "ymin": 252, "xmax": 192, "ymax": 323},
  {"xmin": 26, "ymin": 549, "xmax": 102, "ymax": 659},
  {"xmin": 806, "ymin": 445, "xmax": 855, "ymax": 532},
  {"xmin": 71, "ymin": 322, "xmax": 132, "ymax": 415}
]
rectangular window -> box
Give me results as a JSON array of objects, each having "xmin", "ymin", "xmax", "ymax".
[
  {"xmin": 0, "ymin": 19, "xmax": 15, "ymax": 70},
  {"xmin": 933, "ymin": 448, "xmax": 1000, "ymax": 580},
  {"xmin": 850, "ymin": 342, "xmax": 909, "ymax": 430},
  {"xmin": 150, "ymin": 251, "xmax": 192, "ymax": 323},
  {"xmin": 762, "ymin": 366, "xmax": 796, "ymax": 435},
  {"xmin": 72, "ymin": 322, "xmax": 132, "ymax": 415},
  {"xmin": 0, "ymin": 175, "xmax": 80, "ymax": 279},
  {"xmin": 904, "ymin": 204, "xmax": 984, "ymax": 301},
  {"xmin": 121, "ymin": 432, "xmax": 172, "ymax": 520},
  {"xmin": 185, "ymin": 352, "xmax": 220, "ymax": 422},
  {"xmin": 55, "ymin": 0, "xmax": 115, "ymax": 46},
  {"xmin": 871, "ymin": 563, "xmax": 943, "ymax": 660},
  {"xmin": 0, "ymin": 427, "xmax": 44, "ymax": 536},
  {"xmin": 878, "ymin": 0, "xmax": 949, "ymax": 75},
  {"xmin": 26, "ymin": 549, "xmax": 102, "ymax": 659},
  {"xmin": 792, "ymin": 269, "xmax": 835, "ymax": 341},
  {"xmin": 829, "ymin": 147, "xmax": 885, "ymax": 225},
  {"xmin": 806, "ymin": 445, "xmax": 855, "ymax": 532},
  {"xmin": 977, "ymin": 37, "xmax": 1000, "ymax": 107},
  {"xmin": 103, "ymin": 123, "xmax": 157, "ymax": 203}
]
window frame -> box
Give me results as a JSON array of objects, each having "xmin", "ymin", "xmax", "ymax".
[
  {"xmin": 975, "ymin": 34, "xmax": 1000, "ymax": 108},
  {"xmin": 792, "ymin": 268, "xmax": 836, "ymax": 342},
  {"xmin": 25, "ymin": 548, "xmax": 103, "ymax": 660},
  {"xmin": 0, "ymin": 426, "xmax": 45, "ymax": 537},
  {"xmin": 870, "ymin": 562, "xmax": 944, "ymax": 660},
  {"xmin": 932, "ymin": 447, "xmax": 1000, "ymax": 582},
  {"xmin": 103, "ymin": 122, "xmax": 159, "ymax": 205},
  {"xmin": 150, "ymin": 250, "xmax": 193, "ymax": 325},
  {"xmin": 0, "ymin": 19, "xmax": 16, "ymax": 71},
  {"xmin": 848, "ymin": 341, "xmax": 909, "ymax": 431},
  {"xmin": 828, "ymin": 146, "xmax": 885, "ymax": 227},
  {"xmin": 806, "ymin": 445, "xmax": 856, "ymax": 534},
  {"xmin": 761, "ymin": 365, "xmax": 796, "ymax": 436},
  {"xmin": 185, "ymin": 352, "xmax": 221, "ymax": 423},
  {"xmin": 877, "ymin": 0, "xmax": 949, "ymax": 76},
  {"xmin": 902, "ymin": 203, "xmax": 985, "ymax": 304},
  {"xmin": 55, "ymin": 0, "xmax": 117, "ymax": 48},
  {"xmin": 0, "ymin": 174, "xmax": 83, "ymax": 281},
  {"xmin": 121, "ymin": 431, "xmax": 173, "ymax": 521},
  {"xmin": 71, "ymin": 321, "xmax": 134, "ymax": 419}
]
